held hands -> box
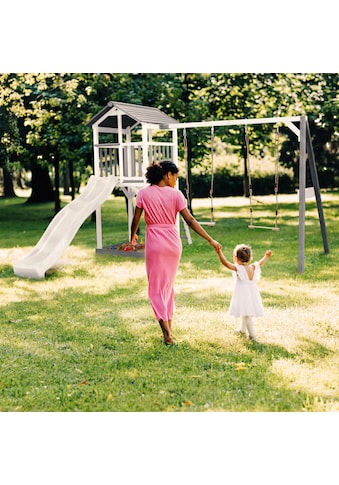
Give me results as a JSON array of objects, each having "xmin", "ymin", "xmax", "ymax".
[{"xmin": 209, "ymin": 239, "xmax": 222, "ymax": 253}]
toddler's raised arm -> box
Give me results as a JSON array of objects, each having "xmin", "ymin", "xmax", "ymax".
[{"xmin": 259, "ymin": 250, "xmax": 273, "ymax": 266}]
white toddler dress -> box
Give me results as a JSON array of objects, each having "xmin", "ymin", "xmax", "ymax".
[{"xmin": 229, "ymin": 262, "xmax": 264, "ymax": 317}]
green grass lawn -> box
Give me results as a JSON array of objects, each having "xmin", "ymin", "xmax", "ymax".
[{"xmin": 0, "ymin": 191, "xmax": 338, "ymax": 411}]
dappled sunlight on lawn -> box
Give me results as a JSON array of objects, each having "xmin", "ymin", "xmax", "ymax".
[
  {"xmin": 175, "ymin": 275, "xmax": 229, "ymax": 296},
  {"xmin": 260, "ymin": 304, "xmax": 338, "ymax": 347},
  {"xmin": 1, "ymin": 193, "xmax": 338, "ymax": 411},
  {"xmin": 119, "ymin": 303, "xmax": 153, "ymax": 325},
  {"xmin": 1, "ymin": 245, "xmax": 148, "ymax": 307},
  {"xmin": 271, "ymin": 356, "xmax": 339, "ymax": 410}
]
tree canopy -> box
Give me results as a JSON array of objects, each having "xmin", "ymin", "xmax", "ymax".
[{"xmin": 0, "ymin": 73, "xmax": 338, "ymax": 205}]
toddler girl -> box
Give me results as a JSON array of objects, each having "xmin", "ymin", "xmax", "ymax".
[{"xmin": 217, "ymin": 244, "xmax": 272, "ymax": 341}]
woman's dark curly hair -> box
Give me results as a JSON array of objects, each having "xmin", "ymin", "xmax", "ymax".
[{"xmin": 145, "ymin": 160, "xmax": 179, "ymax": 185}]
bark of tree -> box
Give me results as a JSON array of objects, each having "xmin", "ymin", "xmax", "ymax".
[
  {"xmin": 28, "ymin": 163, "xmax": 54, "ymax": 203},
  {"xmin": 63, "ymin": 160, "xmax": 75, "ymax": 199},
  {"xmin": 54, "ymin": 157, "xmax": 61, "ymax": 213},
  {"xmin": 2, "ymin": 165, "xmax": 16, "ymax": 197}
]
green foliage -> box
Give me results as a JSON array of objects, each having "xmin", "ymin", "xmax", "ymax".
[
  {"xmin": 0, "ymin": 192, "xmax": 338, "ymax": 411},
  {"xmin": 0, "ymin": 73, "xmax": 338, "ymax": 201}
]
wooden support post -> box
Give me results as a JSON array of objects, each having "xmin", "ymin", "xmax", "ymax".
[
  {"xmin": 117, "ymin": 114, "xmax": 124, "ymax": 179},
  {"xmin": 180, "ymin": 217, "xmax": 192, "ymax": 245},
  {"xmin": 93, "ymin": 126, "xmax": 103, "ymax": 249},
  {"xmin": 306, "ymin": 120, "xmax": 330, "ymax": 254},
  {"xmin": 298, "ymin": 116, "xmax": 307, "ymax": 273},
  {"xmin": 127, "ymin": 187, "xmax": 134, "ymax": 242}
]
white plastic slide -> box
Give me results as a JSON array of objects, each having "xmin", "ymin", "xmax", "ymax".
[{"xmin": 13, "ymin": 175, "xmax": 117, "ymax": 279}]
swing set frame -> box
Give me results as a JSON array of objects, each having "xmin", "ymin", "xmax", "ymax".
[{"xmin": 163, "ymin": 115, "xmax": 329, "ymax": 273}]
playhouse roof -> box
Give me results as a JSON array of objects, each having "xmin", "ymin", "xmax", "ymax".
[{"xmin": 86, "ymin": 101, "xmax": 177, "ymax": 130}]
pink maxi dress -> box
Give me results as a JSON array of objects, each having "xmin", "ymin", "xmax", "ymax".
[{"xmin": 136, "ymin": 185, "xmax": 187, "ymax": 322}]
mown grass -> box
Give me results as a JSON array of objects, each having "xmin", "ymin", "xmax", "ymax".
[{"xmin": 0, "ymin": 191, "xmax": 338, "ymax": 412}]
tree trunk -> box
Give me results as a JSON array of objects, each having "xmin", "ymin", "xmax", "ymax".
[
  {"xmin": 63, "ymin": 160, "xmax": 75, "ymax": 199},
  {"xmin": 63, "ymin": 164, "xmax": 71, "ymax": 196},
  {"xmin": 28, "ymin": 163, "xmax": 54, "ymax": 203},
  {"xmin": 69, "ymin": 159, "xmax": 75, "ymax": 200},
  {"xmin": 54, "ymin": 157, "xmax": 61, "ymax": 213},
  {"xmin": 2, "ymin": 165, "xmax": 16, "ymax": 197}
]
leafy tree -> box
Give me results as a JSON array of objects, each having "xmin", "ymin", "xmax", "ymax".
[
  {"xmin": 0, "ymin": 74, "xmax": 55, "ymax": 202},
  {"xmin": 0, "ymin": 74, "xmax": 32, "ymax": 197},
  {"xmin": 279, "ymin": 73, "xmax": 339, "ymax": 187},
  {"xmin": 1, "ymin": 73, "xmax": 337, "ymax": 209},
  {"xmin": 205, "ymin": 73, "xmax": 339, "ymax": 192}
]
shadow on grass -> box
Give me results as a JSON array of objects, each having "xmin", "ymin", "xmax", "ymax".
[
  {"xmin": 297, "ymin": 337, "xmax": 335, "ymax": 361},
  {"xmin": 0, "ymin": 278, "xmax": 336, "ymax": 412},
  {"xmin": 0, "ymin": 265, "xmax": 16, "ymax": 278}
]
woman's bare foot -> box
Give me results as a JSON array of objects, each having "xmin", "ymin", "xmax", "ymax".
[{"xmin": 159, "ymin": 319, "xmax": 174, "ymax": 345}]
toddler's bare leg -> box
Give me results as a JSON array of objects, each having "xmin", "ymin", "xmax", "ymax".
[
  {"xmin": 240, "ymin": 317, "xmax": 247, "ymax": 334},
  {"xmin": 245, "ymin": 316, "xmax": 256, "ymax": 340}
]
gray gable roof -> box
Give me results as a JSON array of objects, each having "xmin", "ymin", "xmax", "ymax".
[{"xmin": 86, "ymin": 101, "xmax": 177, "ymax": 130}]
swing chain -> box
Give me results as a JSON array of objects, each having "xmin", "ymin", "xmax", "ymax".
[
  {"xmin": 245, "ymin": 125, "xmax": 254, "ymax": 225},
  {"xmin": 183, "ymin": 127, "xmax": 190, "ymax": 203},
  {"xmin": 273, "ymin": 124, "xmax": 280, "ymax": 226},
  {"xmin": 209, "ymin": 126, "xmax": 215, "ymax": 223}
]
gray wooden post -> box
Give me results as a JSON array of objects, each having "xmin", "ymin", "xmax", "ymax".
[
  {"xmin": 298, "ymin": 116, "xmax": 307, "ymax": 273},
  {"xmin": 306, "ymin": 120, "xmax": 330, "ymax": 254}
]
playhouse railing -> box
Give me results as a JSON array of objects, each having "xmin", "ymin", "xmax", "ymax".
[{"xmin": 97, "ymin": 142, "xmax": 173, "ymax": 180}]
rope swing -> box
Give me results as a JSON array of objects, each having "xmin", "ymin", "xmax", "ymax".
[
  {"xmin": 247, "ymin": 124, "xmax": 280, "ymax": 231},
  {"xmin": 206, "ymin": 125, "xmax": 215, "ymax": 226},
  {"xmin": 183, "ymin": 127, "xmax": 216, "ymax": 226}
]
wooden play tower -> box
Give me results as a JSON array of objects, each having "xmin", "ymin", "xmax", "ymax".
[{"xmin": 86, "ymin": 101, "xmax": 178, "ymax": 247}]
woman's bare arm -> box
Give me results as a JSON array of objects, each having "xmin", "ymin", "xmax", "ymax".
[{"xmin": 130, "ymin": 206, "xmax": 143, "ymax": 244}]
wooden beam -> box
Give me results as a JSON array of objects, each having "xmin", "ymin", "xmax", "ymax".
[
  {"xmin": 161, "ymin": 115, "xmax": 302, "ymax": 130},
  {"xmin": 306, "ymin": 119, "xmax": 330, "ymax": 254},
  {"xmin": 298, "ymin": 116, "xmax": 307, "ymax": 273}
]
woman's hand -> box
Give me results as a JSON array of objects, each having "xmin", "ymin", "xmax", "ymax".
[
  {"xmin": 130, "ymin": 206, "xmax": 143, "ymax": 246},
  {"xmin": 210, "ymin": 239, "xmax": 222, "ymax": 252},
  {"xmin": 130, "ymin": 234, "xmax": 138, "ymax": 246}
]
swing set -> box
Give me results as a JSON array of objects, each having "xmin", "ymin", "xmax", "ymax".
[
  {"xmin": 183, "ymin": 126, "xmax": 216, "ymax": 226},
  {"xmin": 163, "ymin": 115, "xmax": 329, "ymax": 273},
  {"xmin": 246, "ymin": 123, "xmax": 280, "ymax": 231}
]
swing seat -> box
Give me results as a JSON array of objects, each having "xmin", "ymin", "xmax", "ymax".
[
  {"xmin": 248, "ymin": 224, "xmax": 279, "ymax": 231},
  {"xmin": 198, "ymin": 221, "xmax": 216, "ymax": 226}
]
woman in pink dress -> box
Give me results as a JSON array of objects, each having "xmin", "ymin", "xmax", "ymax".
[{"xmin": 130, "ymin": 161, "xmax": 221, "ymax": 345}]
